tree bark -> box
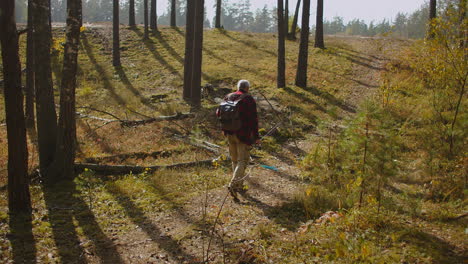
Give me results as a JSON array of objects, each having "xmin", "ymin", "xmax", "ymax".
[
  {"xmin": 289, "ymin": 0, "xmax": 301, "ymax": 39},
  {"xmin": 215, "ymin": 0, "xmax": 221, "ymax": 28},
  {"xmin": 48, "ymin": 0, "xmax": 82, "ymax": 182},
  {"xmin": 295, "ymin": 0, "xmax": 310, "ymax": 88},
  {"xmin": 277, "ymin": 0, "xmax": 286, "ymax": 88},
  {"xmin": 144, "ymin": 0, "xmax": 149, "ymax": 39},
  {"xmin": 26, "ymin": 0, "xmax": 36, "ymax": 131},
  {"xmin": 183, "ymin": 0, "xmax": 195, "ymax": 100},
  {"xmin": 170, "ymin": 0, "xmax": 176, "ymax": 27},
  {"xmin": 314, "ymin": 0, "xmax": 324, "ymax": 48},
  {"xmin": 0, "ymin": 0, "xmax": 32, "ymax": 213},
  {"xmin": 113, "ymin": 0, "xmax": 121, "ymax": 66},
  {"xmin": 33, "ymin": 0, "xmax": 58, "ymax": 173},
  {"xmin": 285, "ymin": 0, "xmax": 289, "ymax": 35},
  {"xmin": 428, "ymin": 0, "xmax": 437, "ymax": 39},
  {"xmin": 129, "ymin": 0, "xmax": 135, "ymax": 27},
  {"xmin": 190, "ymin": 0, "xmax": 204, "ymax": 106},
  {"xmin": 150, "ymin": 0, "xmax": 157, "ymax": 31}
]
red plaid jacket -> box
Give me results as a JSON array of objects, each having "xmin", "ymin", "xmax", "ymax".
[{"xmin": 217, "ymin": 89, "xmax": 259, "ymax": 145}]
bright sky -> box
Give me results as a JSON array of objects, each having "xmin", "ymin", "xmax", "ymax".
[{"xmin": 156, "ymin": 0, "xmax": 428, "ymax": 24}]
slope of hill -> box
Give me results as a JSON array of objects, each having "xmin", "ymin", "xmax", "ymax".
[{"xmin": 0, "ymin": 25, "xmax": 465, "ymax": 263}]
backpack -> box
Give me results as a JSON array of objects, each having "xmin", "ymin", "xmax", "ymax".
[{"xmin": 217, "ymin": 93, "xmax": 248, "ymax": 131}]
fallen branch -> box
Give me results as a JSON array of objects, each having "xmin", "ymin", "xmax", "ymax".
[
  {"xmin": 173, "ymin": 135, "xmax": 222, "ymax": 154},
  {"xmin": 120, "ymin": 112, "xmax": 194, "ymax": 127},
  {"xmin": 83, "ymin": 149, "xmax": 187, "ymax": 163},
  {"xmin": 74, "ymin": 157, "xmax": 219, "ymax": 175}
]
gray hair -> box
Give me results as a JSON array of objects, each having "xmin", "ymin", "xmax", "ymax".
[{"xmin": 237, "ymin": 80, "xmax": 250, "ymax": 91}]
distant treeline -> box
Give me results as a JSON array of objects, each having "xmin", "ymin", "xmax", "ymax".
[{"xmin": 14, "ymin": 0, "xmax": 432, "ymax": 38}]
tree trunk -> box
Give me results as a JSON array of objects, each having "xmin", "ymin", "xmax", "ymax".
[
  {"xmin": 48, "ymin": 0, "xmax": 82, "ymax": 181},
  {"xmin": 190, "ymin": 0, "xmax": 204, "ymax": 106},
  {"xmin": 215, "ymin": 0, "xmax": 221, "ymax": 28},
  {"xmin": 314, "ymin": 0, "xmax": 324, "ymax": 48},
  {"xmin": 285, "ymin": 0, "xmax": 289, "ymax": 35},
  {"xmin": 277, "ymin": 0, "xmax": 286, "ymax": 88},
  {"xmin": 289, "ymin": 0, "xmax": 301, "ymax": 39},
  {"xmin": 0, "ymin": 0, "xmax": 32, "ymax": 213},
  {"xmin": 144, "ymin": 0, "xmax": 149, "ymax": 39},
  {"xmin": 113, "ymin": 0, "xmax": 121, "ymax": 66},
  {"xmin": 295, "ymin": 0, "xmax": 310, "ymax": 88},
  {"xmin": 150, "ymin": 0, "xmax": 157, "ymax": 31},
  {"xmin": 428, "ymin": 0, "xmax": 437, "ymax": 39},
  {"xmin": 170, "ymin": 0, "xmax": 176, "ymax": 27},
  {"xmin": 26, "ymin": 0, "xmax": 36, "ymax": 131},
  {"xmin": 183, "ymin": 0, "xmax": 195, "ymax": 100},
  {"xmin": 33, "ymin": 0, "xmax": 58, "ymax": 173},
  {"xmin": 129, "ymin": 0, "xmax": 135, "ymax": 27}
]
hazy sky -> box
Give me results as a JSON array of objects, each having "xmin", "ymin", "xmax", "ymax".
[{"xmin": 156, "ymin": 0, "xmax": 428, "ymax": 24}]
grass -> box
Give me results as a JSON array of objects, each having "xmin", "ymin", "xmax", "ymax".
[{"xmin": 0, "ymin": 25, "xmax": 466, "ymax": 263}]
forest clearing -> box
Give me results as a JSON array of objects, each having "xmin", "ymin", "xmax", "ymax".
[{"xmin": 0, "ymin": 0, "xmax": 467, "ymax": 263}]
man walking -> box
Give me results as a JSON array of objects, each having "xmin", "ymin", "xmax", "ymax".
[{"xmin": 217, "ymin": 80, "xmax": 260, "ymax": 198}]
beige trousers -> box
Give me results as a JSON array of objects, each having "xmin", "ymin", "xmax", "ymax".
[{"xmin": 227, "ymin": 134, "xmax": 250, "ymax": 189}]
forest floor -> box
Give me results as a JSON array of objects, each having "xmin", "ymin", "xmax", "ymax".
[{"xmin": 0, "ymin": 25, "xmax": 466, "ymax": 263}]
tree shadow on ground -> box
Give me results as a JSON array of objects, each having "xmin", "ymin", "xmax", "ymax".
[
  {"xmin": 114, "ymin": 66, "xmax": 156, "ymax": 110},
  {"xmin": 130, "ymin": 28, "xmax": 183, "ymax": 78},
  {"xmin": 9, "ymin": 212, "xmax": 36, "ymax": 263},
  {"xmin": 42, "ymin": 181, "xmax": 124, "ymax": 263},
  {"xmin": 283, "ymin": 86, "xmax": 328, "ymax": 114},
  {"xmin": 240, "ymin": 192, "xmax": 306, "ymax": 231},
  {"xmin": 398, "ymin": 229, "xmax": 466, "ymax": 264},
  {"xmin": 218, "ymin": 30, "xmax": 278, "ymax": 58},
  {"xmin": 77, "ymin": 119, "xmax": 116, "ymax": 154},
  {"xmin": 81, "ymin": 35, "xmax": 127, "ymax": 106},
  {"xmin": 327, "ymin": 48, "xmax": 385, "ymax": 71},
  {"xmin": 299, "ymin": 86, "xmax": 357, "ymax": 113},
  {"xmin": 105, "ymin": 185, "xmax": 198, "ymax": 263},
  {"xmin": 312, "ymin": 65, "xmax": 379, "ymax": 89}
]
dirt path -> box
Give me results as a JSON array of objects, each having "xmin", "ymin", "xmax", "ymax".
[{"xmin": 101, "ymin": 37, "xmax": 392, "ymax": 263}]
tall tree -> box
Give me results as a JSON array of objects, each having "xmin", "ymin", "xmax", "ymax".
[
  {"xmin": 215, "ymin": 0, "xmax": 221, "ymax": 28},
  {"xmin": 295, "ymin": 0, "xmax": 310, "ymax": 87},
  {"xmin": 26, "ymin": 0, "xmax": 36, "ymax": 130},
  {"xmin": 144, "ymin": 0, "xmax": 149, "ymax": 38},
  {"xmin": 113, "ymin": 0, "xmax": 121, "ymax": 66},
  {"xmin": 183, "ymin": 0, "xmax": 195, "ymax": 100},
  {"xmin": 183, "ymin": 0, "xmax": 204, "ymax": 106},
  {"xmin": 277, "ymin": 0, "xmax": 286, "ymax": 88},
  {"xmin": 285, "ymin": 0, "xmax": 289, "ymax": 34},
  {"xmin": 33, "ymin": 0, "xmax": 58, "ymax": 173},
  {"xmin": 129, "ymin": 0, "xmax": 136, "ymax": 26},
  {"xmin": 170, "ymin": 0, "xmax": 176, "ymax": 26},
  {"xmin": 428, "ymin": 0, "xmax": 437, "ymax": 38},
  {"xmin": 150, "ymin": 0, "xmax": 157, "ymax": 31},
  {"xmin": 289, "ymin": 0, "xmax": 301, "ymax": 39},
  {"xmin": 314, "ymin": 0, "xmax": 324, "ymax": 48},
  {"xmin": 49, "ymin": 0, "xmax": 82, "ymax": 180},
  {"xmin": 1, "ymin": 0, "xmax": 32, "ymax": 213}
]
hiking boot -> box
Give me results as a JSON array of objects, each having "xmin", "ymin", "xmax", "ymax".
[{"xmin": 227, "ymin": 186, "xmax": 240, "ymax": 202}]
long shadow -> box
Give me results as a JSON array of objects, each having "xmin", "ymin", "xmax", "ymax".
[
  {"xmin": 203, "ymin": 47, "xmax": 274, "ymax": 80},
  {"xmin": 130, "ymin": 28, "xmax": 183, "ymax": 78},
  {"xmin": 77, "ymin": 119, "xmax": 116, "ymax": 154},
  {"xmin": 240, "ymin": 192, "xmax": 306, "ymax": 230},
  {"xmin": 9, "ymin": 212, "xmax": 37, "ymax": 263},
  {"xmin": 283, "ymin": 86, "xmax": 328, "ymax": 113},
  {"xmin": 327, "ymin": 48, "xmax": 385, "ymax": 71},
  {"xmin": 105, "ymin": 185, "xmax": 198, "ymax": 262},
  {"xmin": 43, "ymin": 181, "xmax": 124, "ymax": 263},
  {"xmin": 114, "ymin": 66, "xmax": 155, "ymax": 109},
  {"xmin": 398, "ymin": 229, "xmax": 466, "ymax": 263},
  {"xmin": 312, "ymin": 65, "xmax": 379, "ymax": 89},
  {"xmin": 81, "ymin": 34, "xmax": 127, "ymax": 106},
  {"xmin": 335, "ymin": 45, "xmax": 384, "ymax": 61},
  {"xmin": 153, "ymin": 32, "xmax": 184, "ymax": 64},
  {"xmin": 219, "ymin": 30, "xmax": 278, "ymax": 58},
  {"xmin": 299, "ymin": 86, "xmax": 357, "ymax": 113}
]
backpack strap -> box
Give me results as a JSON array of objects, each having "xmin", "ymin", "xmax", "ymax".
[{"xmin": 226, "ymin": 92, "xmax": 249, "ymax": 103}]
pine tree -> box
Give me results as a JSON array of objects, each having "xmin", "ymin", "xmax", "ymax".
[
  {"xmin": 277, "ymin": 0, "xmax": 286, "ymax": 88},
  {"xmin": 129, "ymin": 0, "xmax": 136, "ymax": 26},
  {"xmin": 314, "ymin": 0, "xmax": 324, "ymax": 48},
  {"xmin": 295, "ymin": 0, "xmax": 310, "ymax": 87},
  {"xmin": 113, "ymin": 0, "xmax": 121, "ymax": 66},
  {"xmin": 1, "ymin": 0, "xmax": 32, "ymax": 213}
]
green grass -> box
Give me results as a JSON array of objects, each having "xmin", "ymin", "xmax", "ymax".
[{"xmin": 0, "ymin": 25, "xmax": 466, "ymax": 263}]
